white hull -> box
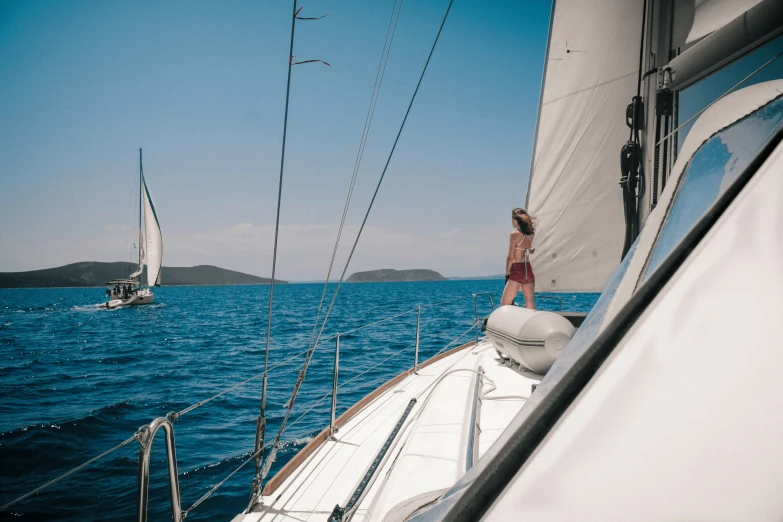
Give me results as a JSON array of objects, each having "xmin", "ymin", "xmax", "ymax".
[{"xmin": 105, "ymin": 290, "xmax": 154, "ymax": 309}]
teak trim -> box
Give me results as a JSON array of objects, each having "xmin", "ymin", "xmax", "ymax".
[{"xmin": 262, "ymin": 340, "xmax": 477, "ymax": 496}]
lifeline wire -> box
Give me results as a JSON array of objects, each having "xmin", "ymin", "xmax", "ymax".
[
  {"xmin": 0, "ymin": 435, "xmax": 138, "ymax": 512},
  {"xmin": 315, "ymin": 295, "xmax": 465, "ymax": 346},
  {"xmin": 253, "ymin": 321, "xmax": 484, "ymax": 519},
  {"xmin": 0, "ymin": 346, "xmax": 311, "ymax": 513},
  {"xmin": 657, "ymin": 50, "xmax": 783, "ymax": 147},
  {"xmin": 189, "ymin": 322, "xmax": 473, "ymax": 518},
  {"xmin": 259, "ymin": 0, "xmax": 455, "ymax": 482}
]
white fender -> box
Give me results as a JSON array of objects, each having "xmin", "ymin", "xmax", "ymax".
[{"xmin": 485, "ymin": 305, "xmax": 575, "ymax": 374}]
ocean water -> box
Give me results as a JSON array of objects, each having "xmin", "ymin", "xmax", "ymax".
[{"xmin": 0, "ymin": 282, "xmax": 598, "ymax": 521}]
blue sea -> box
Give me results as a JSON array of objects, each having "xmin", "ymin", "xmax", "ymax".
[{"xmin": 0, "ymin": 282, "xmax": 598, "ymax": 521}]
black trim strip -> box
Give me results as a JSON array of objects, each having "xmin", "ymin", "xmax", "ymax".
[
  {"xmin": 465, "ymin": 368, "xmax": 484, "ymax": 471},
  {"xmin": 329, "ymin": 398, "xmax": 417, "ymax": 522},
  {"xmin": 485, "ymin": 327, "xmax": 546, "ymax": 347},
  {"xmin": 444, "ymin": 127, "xmax": 783, "ymax": 522}
]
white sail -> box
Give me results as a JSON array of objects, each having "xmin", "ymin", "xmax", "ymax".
[
  {"xmin": 525, "ymin": 0, "xmax": 645, "ymax": 293},
  {"xmin": 128, "ymin": 231, "xmax": 145, "ymax": 279},
  {"xmin": 142, "ymin": 177, "xmax": 163, "ymax": 287}
]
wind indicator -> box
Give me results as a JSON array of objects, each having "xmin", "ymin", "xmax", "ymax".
[{"xmin": 290, "ymin": 6, "xmax": 332, "ymax": 67}]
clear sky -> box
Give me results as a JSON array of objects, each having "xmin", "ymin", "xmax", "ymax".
[
  {"xmin": 0, "ymin": 0, "xmax": 550, "ymax": 280},
  {"xmin": 2, "ymin": 2, "xmax": 781, "ymax": 281}
]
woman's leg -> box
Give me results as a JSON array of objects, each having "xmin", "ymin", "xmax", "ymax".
[
  {"xmin": 520, "ymin": 282, "xmax": 536, "ymax": 309},
  {"xmin": 501, "ymin": 280, "xmax": 521, "ymax": 305}
]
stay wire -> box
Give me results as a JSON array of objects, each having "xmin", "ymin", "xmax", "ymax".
[
  {"xmin": 307, "ymin": 0, "xmax": 456, "ymax": 383},
  {"xmin": 257, "ymin": 0, "xmax": 298, "ymax": 467},
  {"xmin": 186, "ymin": 321, "xmax": 473, "ymax": 518},
  {"xmin": 259, "ymin": 0, "xmax": 455, "ymax": 482},
  {"xmin": 177, "ymin": 348, "xmax": 309, "ymax": 418},
  {"xmin": 304, "ymin": 0, "xmax": 404, "ymax": 362}
]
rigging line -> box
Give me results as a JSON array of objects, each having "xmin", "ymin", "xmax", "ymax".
[
  {"xmin": 657, "ymin": 50, "xmax": 783, "ymax": 147},
  {"xmin": 0, "ymin": 435, "xmax": 137, "ymax": 512},
  {"xmin": 304, "ymin": 0, "xmax": 404, "ymax": 361},
  {"xmin": 176, "ymin": 348, "xmax": 309, "ymax": 418},
  {"xmin": 184, "ymin": 448, "xmax": 262, "ymax": 517},
  {"xmin": 255, "ymin": 321, "xmax": 481, "ymax": 519},
  {"xmin": 259, "ymin": 0, "xmax": 455, "ymax": 482},
  {"xmin": 430, "ymin": 322, "xmax": 477, "ymax": 358},
  {"xmin": 282, "ymin": 391, "xmax": 334, "ymax": 433},
  {"xmin": 635, "ymin": 0, "xmax": 648, "ymax": 98},
  {"xmin": 258, "ymin": 0, "xmax": 298, "ymax": 454},
  {"xmin": 3, "ymin": 348, "xmax": 314, "ymax": 513},
  {"xmin": 287, "ymin": 322, "xmax": 475, "ymax": 437},
  {"xmin": 336, "ymin": 323, "xmax": 473, "ymax": 391},
  {"xmin": 309, "ymin": 0, "xmax": 455, "ymax": 373},
  {"xmin": 312, "ymin": 295, "xmax": 472, "ymax": 347}
]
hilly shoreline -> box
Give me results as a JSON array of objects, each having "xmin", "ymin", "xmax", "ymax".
[
  {"xmin": 347, "ymin": 269, "xmax": 446, "ymax": 283},
  {"xmin": 0, "ymin": 262, "xmax": 285, "ymax": 288}
]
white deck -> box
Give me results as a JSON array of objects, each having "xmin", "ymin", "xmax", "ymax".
[{"xmin": 236, "ymin": 339, "xmax": 539, "ymax": 522}]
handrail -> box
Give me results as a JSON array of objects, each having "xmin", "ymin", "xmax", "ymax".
[
  {"xmin": 472, "ymin": 292, "xmax": 497, "ymax": 344},
  {"xmin": 136, "ymin": 414, "xmax": 182, "ymax": 522},
  {"xmin": 466, "ymin": 366, "xmax": 484, "ymax": 471},
  {"xmin": 316, "ymin": 296, "xmax": 466, "ymax": 346},
  {"xmin": 0, "ymin": 348, "xmax": 308, "ymax": 515},
  {"xmin": 537, "ymin": 295, "xmax": 563, "ymax": 311}
]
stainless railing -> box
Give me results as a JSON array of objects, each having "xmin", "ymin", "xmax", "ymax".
[
  {"xmin": 2, "ymin": 292, "xmax": 499, "ymax": 520},
  {"xmin": 537, "ymin": 294, "xmax": 563, "ymax": 310},
  {"xmin": 472, "ymin": 292, "xmax": 496, "ymax": 344},
  {"xmin": 135, "ymin": 414, "xmax": 182, "ymax": 522}
]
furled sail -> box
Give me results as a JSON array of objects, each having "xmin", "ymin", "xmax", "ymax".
[
  {"xmin": 686, "ymin": 0, "xmax": 765, "ymax": 43},
  {"xmin": 525, "ymin": 0, "xmax": 645, "ymax": 293},
  {"xmin": 142, "ymin": 178, "xmax": 163, "ymax": 287}
]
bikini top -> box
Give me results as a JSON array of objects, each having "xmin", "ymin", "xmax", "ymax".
[{"xmin": 515, "ymin": 234, "xmax": 533, "ymax": 263}]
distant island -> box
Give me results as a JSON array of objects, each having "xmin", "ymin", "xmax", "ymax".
[
  {"xmin": 347, "ymin": 269, "xmax": 446, "ymax": 283},
  {"xmin": 0, "ymin": 262, "xmax": 286, "ymax": 288}
]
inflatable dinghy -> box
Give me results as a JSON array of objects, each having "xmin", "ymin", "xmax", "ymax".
[{"xmin": 485, "ymin": 305, "xmax": 575, "ymax": 374}]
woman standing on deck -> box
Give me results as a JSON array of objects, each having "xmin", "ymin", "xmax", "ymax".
[{"xmin": 502, "ymin": 208, "xmax": 536, "ymax": 308}]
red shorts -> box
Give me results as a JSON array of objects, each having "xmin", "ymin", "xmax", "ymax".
[{"xmin": 509, "ymin": 262, "xmax": 535, "ymax": 284}]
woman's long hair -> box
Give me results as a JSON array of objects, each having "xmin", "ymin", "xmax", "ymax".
[{"xmin": 512, "ymin": 208, "xmax": 535, "ymax": 235}]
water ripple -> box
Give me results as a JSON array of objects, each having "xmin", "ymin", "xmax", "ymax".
[{"xmin": 0, "ymin": 282, "xmax": 597, "ymax": 520}]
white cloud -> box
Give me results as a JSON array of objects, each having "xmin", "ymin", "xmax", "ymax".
[
  {"xmin": 163, "ymin": 222, "xmax": 507, "ymax": 280},
  {"xmin": 1, "ymin": 221, "xmax": 509, "ymax": 279}
]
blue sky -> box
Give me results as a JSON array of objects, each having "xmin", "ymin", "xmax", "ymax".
[
  {"xmin": 0, "ymin": 0, "xmax": 550, "ymax": 279},
  {"xmin": 1, "ymin": 2, "xmax": 781, "ymax": 280}
]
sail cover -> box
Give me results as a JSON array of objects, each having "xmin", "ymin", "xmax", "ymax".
[
  {"xmin": 142, "ymin": 177, "xmax": 163, "ymax": 287},
  {"xmin": 525, "ymin": 0, "xmax": 645, "ymax": 293}
]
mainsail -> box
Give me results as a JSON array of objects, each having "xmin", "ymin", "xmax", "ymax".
[
  {"xmin": 141, "ymin": 177, "xmax": 163, "ymax": 287},
  {"xmin": 525, "ymin": 0, "xmax": 645, "ymax": 293}
]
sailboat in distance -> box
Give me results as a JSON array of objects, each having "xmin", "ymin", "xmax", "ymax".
[{"xmin": 104, "ymin": 148, "xmax": 163, "ymax": 309}]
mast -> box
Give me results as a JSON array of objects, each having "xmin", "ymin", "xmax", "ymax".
[{"xmin": 138, "ymin": 148, "xmax": 143, "ymax": 281}]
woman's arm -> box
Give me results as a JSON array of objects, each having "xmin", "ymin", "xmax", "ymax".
[{"xmin": 506, "ymin": 233, "xmax": 515, "ymax": 276}]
